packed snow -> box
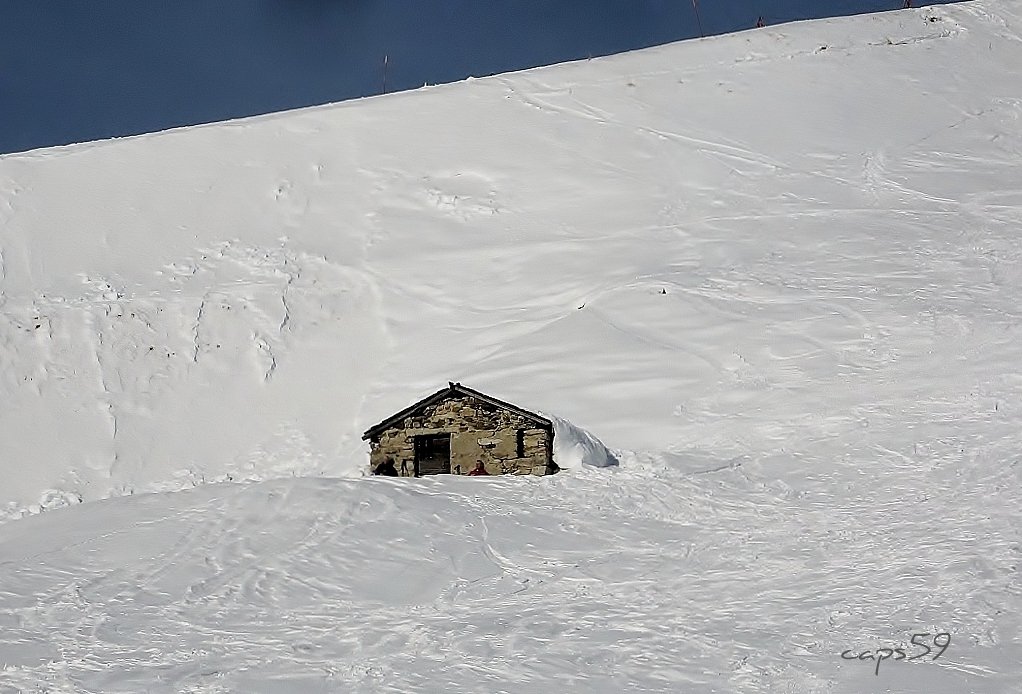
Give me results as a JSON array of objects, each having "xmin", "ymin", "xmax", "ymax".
[{"xmin": 1, "ymin": 2, "xmax": 1021, "ymax": 691}]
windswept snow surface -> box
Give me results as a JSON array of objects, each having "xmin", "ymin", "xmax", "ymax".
[{"xmin": 1, "ymin": 2, "xmax": 1022, "ymax": 691}]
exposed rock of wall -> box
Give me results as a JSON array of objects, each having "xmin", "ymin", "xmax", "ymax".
[{"xmin": 367, "ymin": 394, "xmax": 553, "ymax": 476}]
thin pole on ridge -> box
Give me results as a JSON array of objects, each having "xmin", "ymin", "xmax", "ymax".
[
  {"xmin": 691, "ymin": 0, "xmax": 704, "ymax": 38},
  {"xmin": 382, "ymin": 54, "xmax": 389, "ymax": 94}
]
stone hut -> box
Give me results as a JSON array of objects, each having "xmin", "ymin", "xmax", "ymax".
[{"xmin": 362, "ymin": 382, "xmax": 557, "ymax": 477}]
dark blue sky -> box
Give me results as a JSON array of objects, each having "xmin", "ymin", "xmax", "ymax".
[{"xmin": 1, "ymin": 1, "xmax": 956, "ymax": 154}]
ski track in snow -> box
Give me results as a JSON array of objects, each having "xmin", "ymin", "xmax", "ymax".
[
  {"xmin": 0, "ymin": 458, "xmax": 1019, "ymax": 693},
  {"xmin": 2, "ymin": 1, "xmax": 1022, "ymax": 691}
]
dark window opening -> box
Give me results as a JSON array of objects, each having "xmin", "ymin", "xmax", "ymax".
[
  {"xmin": 414, "ymin": 433, "xmax": 451, "ymax": 476},
  {"xmin": 516, "ymin": 429, "xmax": 525, "ymax": 458}
]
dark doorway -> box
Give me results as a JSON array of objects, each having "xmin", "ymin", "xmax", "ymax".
[{"xmin": 414, "ymin": 434, "xmax": 451, "ymax": 476}]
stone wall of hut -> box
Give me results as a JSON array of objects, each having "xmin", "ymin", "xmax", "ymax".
[{"xmin": 367, "ymin": 394, "xmax": 553, "ymax": 476}]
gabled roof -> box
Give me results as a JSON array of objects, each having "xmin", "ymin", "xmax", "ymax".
[{"xmin": 362, "ymin": 382, "xmax": 552, "ymax": 441}]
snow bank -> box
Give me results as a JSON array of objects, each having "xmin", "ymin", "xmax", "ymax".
[
  {"xmin": 549, "ymin": 414, "xmax": 619, "ymax": 469},
  {"xmin": 0, "ymin": 0, "xmax": 1014, "ymax": 512}
]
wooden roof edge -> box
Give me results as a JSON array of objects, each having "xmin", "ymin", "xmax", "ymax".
[
  {"xmin": 361, "ymin": 382, "xmax": 552, "ymax": 440},
  {"xmin": 361, "ymin": 385, "xmax": 452, "ymax": 440}
]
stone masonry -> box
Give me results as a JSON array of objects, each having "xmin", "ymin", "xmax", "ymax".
[{"xmin": 365, "ymin": 390, "xmax": 555, "ymax": 477}]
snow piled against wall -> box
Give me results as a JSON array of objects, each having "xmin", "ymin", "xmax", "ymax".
[{"xmin": 549, "ymin": 415, "xmax": 618, "ymax": 469}]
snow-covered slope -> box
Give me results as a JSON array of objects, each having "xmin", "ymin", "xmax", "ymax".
[{"xmin": 1, "ymin": 3, "xmax": 1021, "ymax": 692}]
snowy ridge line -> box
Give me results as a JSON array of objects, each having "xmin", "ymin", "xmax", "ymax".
[{"xmin": 0, "ymin": 4, "xmax": 961, "ymax": 163}]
